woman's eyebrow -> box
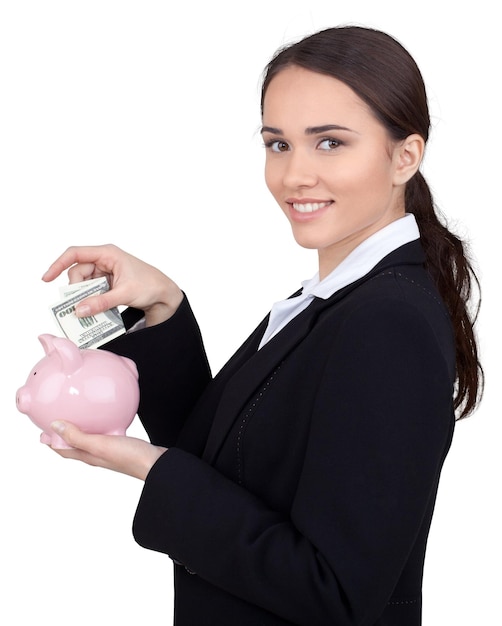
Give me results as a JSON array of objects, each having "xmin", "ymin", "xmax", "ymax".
[
  {"xmin": 261, "ymin": 126, "xmax": 282, "ymax": 135},
  {"xmin": 261, "ymin": 124, "xmax": 358, "ymax": 135},
  {"xmin": 305, "ymin": 124, "xmax": 358, "ymax": 135}
]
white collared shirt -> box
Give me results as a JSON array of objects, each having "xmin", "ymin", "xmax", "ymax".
[{"xmin": 258, "ymin": 214, "xmax": 420, "ymax": 349}]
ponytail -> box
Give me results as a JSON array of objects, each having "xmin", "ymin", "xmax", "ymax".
[{"xmin": 406, "ymin": 172, "xmax": 483, "ymax": 418}]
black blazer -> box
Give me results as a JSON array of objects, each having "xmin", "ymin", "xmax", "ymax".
[{"xmin": 107, "ymin": 241, "xmax": 456, "ymax": 626}]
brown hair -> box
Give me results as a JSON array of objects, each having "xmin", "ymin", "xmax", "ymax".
[{"xmin": 261, "ymin": 26, "xmax": 483, "ymax": 418}]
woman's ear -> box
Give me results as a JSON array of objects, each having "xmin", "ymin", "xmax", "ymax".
[{"xmin": 393, "ymin": 134, "xmax": 425, "ymax": 185}]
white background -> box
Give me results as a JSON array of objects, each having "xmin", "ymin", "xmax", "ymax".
[{"xmin": 1, "ymin": 1, "xmax": 499, "ymax": 624}]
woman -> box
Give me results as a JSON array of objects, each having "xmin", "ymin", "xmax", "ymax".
[{"xmin": 42, "ymin": 26, "xmax": 482, "ymax": 625}]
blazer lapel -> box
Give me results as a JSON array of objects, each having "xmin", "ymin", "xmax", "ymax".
[{"xmin": 202, "ymin": 296, "xmax": 326, "ymax": 463}]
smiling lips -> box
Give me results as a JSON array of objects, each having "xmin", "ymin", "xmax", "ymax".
[{"xmin": 291, "ymin": 201, "xmax": 333, "ymax": 213}]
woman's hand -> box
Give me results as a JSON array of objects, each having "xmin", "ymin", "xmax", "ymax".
[
  {"xmin": 48, "ymin": 421, "xmax": 167, "ymax": 481},
  {"xmin": 42, "ymin": 244, "xmax": 183, "ymax": 326}
]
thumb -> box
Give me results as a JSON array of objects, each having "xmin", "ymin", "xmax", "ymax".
[
  {"xmin": 74, "ymin": 291, "xmax": 116, "ymax": 318},
  {"xmin": 51, "ymin": 420, "xmax": 81, "ymax": 447}
]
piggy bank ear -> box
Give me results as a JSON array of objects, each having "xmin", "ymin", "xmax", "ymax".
[
  {"xmin": 39, "ymin": 334, "xmax": 58, "ymax": 356},
  {"xmin": 38, "ymin": 334, "xmax": 83, "ymax": 375}
]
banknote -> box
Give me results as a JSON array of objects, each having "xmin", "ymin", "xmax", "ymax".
[
  {"xmin": 50, "ymin": 277, "xmax": 125, "ymax": 349},
  {"xmin": 58, "ymin": 277, "xmax": 106, "ymax": 299}
]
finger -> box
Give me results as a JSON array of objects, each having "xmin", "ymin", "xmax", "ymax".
[
  {"xmin": 42, "ymin": 245, "xmax": 118, "ymax": 282},
  {"xmin": 67, "ymin": 262, "xmax": 103, "ymax": 284},
  {"xmin": 50, "ymin": 420, "xmax": 87, "ymax": 448},
  {"xmin": 50, "ymin": 421, "xmax": 111, "ymax": 465},
  {"xmin": 42, "ymin": 247, "xmax": 90, "ymax": 282}
]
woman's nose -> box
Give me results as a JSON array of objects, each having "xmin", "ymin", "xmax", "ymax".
[{"xmin": 282, "ymin": 151, "xmax": 318, "ymax": 189}]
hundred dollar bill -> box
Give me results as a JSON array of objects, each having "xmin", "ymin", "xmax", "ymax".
[
  {"xmin": 50, "ymin": 277, "xmax": 125, "ymax": 349},
  {"xmin": 58, "ymin": 277, "xmax": 106, "ymax": 299}
]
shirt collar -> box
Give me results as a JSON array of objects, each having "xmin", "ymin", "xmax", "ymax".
[
  {"xmin": 302, "ymin": 213, "xmax": 420, "ymax": 300},
  {"xmin": 258, "ymin": 214, "xmax": 420, "ymax": 349}
]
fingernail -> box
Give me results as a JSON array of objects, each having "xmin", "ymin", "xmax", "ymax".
[
  {"xmin": 75, "ymin": 304, "xmax": 91, "ymax": 317},
  {"xmin": 51, "ymin": 421, "xmax": 66, "ymax": 434}
]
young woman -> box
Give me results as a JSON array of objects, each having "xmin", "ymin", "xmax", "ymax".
[{"xmin": 42, "ymin": 26, "xmax": 482, "ymax": 626}]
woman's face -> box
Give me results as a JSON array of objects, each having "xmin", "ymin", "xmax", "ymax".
[{"xmin": 262, "ymin": 66, "xmax": 414, "ymax": 278}]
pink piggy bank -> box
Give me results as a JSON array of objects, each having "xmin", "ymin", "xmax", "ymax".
[{"xmin": 16, "ymin": 334, "xmax": 139, "ymax": 449}]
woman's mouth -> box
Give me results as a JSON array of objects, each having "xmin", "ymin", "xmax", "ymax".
[{"xmin": 291, "ymin": 201, "xmax": 332, "ymax": 213}]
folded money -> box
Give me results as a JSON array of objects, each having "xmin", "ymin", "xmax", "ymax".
[{"xmin": 50, "ymin": 277, "xmax": 126, "ymax": 349}]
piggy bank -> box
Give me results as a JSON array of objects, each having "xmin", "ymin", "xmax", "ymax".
[{"xmin": 16, "ymin": 334, "xmax": 140, "ymax": 449}]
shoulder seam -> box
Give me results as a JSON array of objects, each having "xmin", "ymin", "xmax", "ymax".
[{"xmin": 371, "ymin": 270, "xmax": 449, "ymax": 321}]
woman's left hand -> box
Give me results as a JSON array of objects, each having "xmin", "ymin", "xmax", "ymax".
[{"xmin": 48, "ymin": 421, "xmax": 167, "ymax": 481}]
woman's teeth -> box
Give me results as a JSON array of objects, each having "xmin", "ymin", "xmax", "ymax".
[{"xmin": 292, "ymin": 201, "xmax": 331, "ymax": 213}]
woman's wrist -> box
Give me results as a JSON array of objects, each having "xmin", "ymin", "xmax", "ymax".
[
  {"xmin": 140, "ymin": 446, "xmax": 168, "ymax": 481},
  {"xmin": 143, "ymin": 281, "xmax": 184, "ymax": 327}
]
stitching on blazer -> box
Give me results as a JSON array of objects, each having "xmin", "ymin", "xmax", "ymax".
[
  {"xmin": 236, "ymin": 363, "xmax": 283, "ymax": 485},
  {"xmin": 387, "ymin": 599, "xmax": 419, "ymax": 605},
  {"xmin": 373, "ymin": 270, "xmax": 450, "ymax": 321}
]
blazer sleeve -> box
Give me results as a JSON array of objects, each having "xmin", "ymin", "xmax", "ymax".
[
  {"xmin": 132, "ymin": 298, "xmax": 455, "ymax": 625},
  {"xmin": 103, "ymin": 295, "xmax": 212, "ymax": 446}
]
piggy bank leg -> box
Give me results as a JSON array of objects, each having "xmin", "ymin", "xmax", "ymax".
[{"xmin": 40, "ymin": 431, "xmax": 73, "ymax": 450}]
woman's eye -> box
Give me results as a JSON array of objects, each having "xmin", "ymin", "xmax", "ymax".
[
  {"xmin": 266, "ymin": 140, "xmax": 290, "ymax": 153},
  {"xmin": 318, "ymin": 138, "xmax": 341, "ymax": 150}
]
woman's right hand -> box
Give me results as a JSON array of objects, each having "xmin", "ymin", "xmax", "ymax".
[{"xmin": 42, "ymin": 244, "xmax": 183, "ymax": 327}]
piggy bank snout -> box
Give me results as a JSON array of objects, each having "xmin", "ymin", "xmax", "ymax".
[{"xmin": 16, "ymin": 386, "xmax": 30, "ymax": 414}]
